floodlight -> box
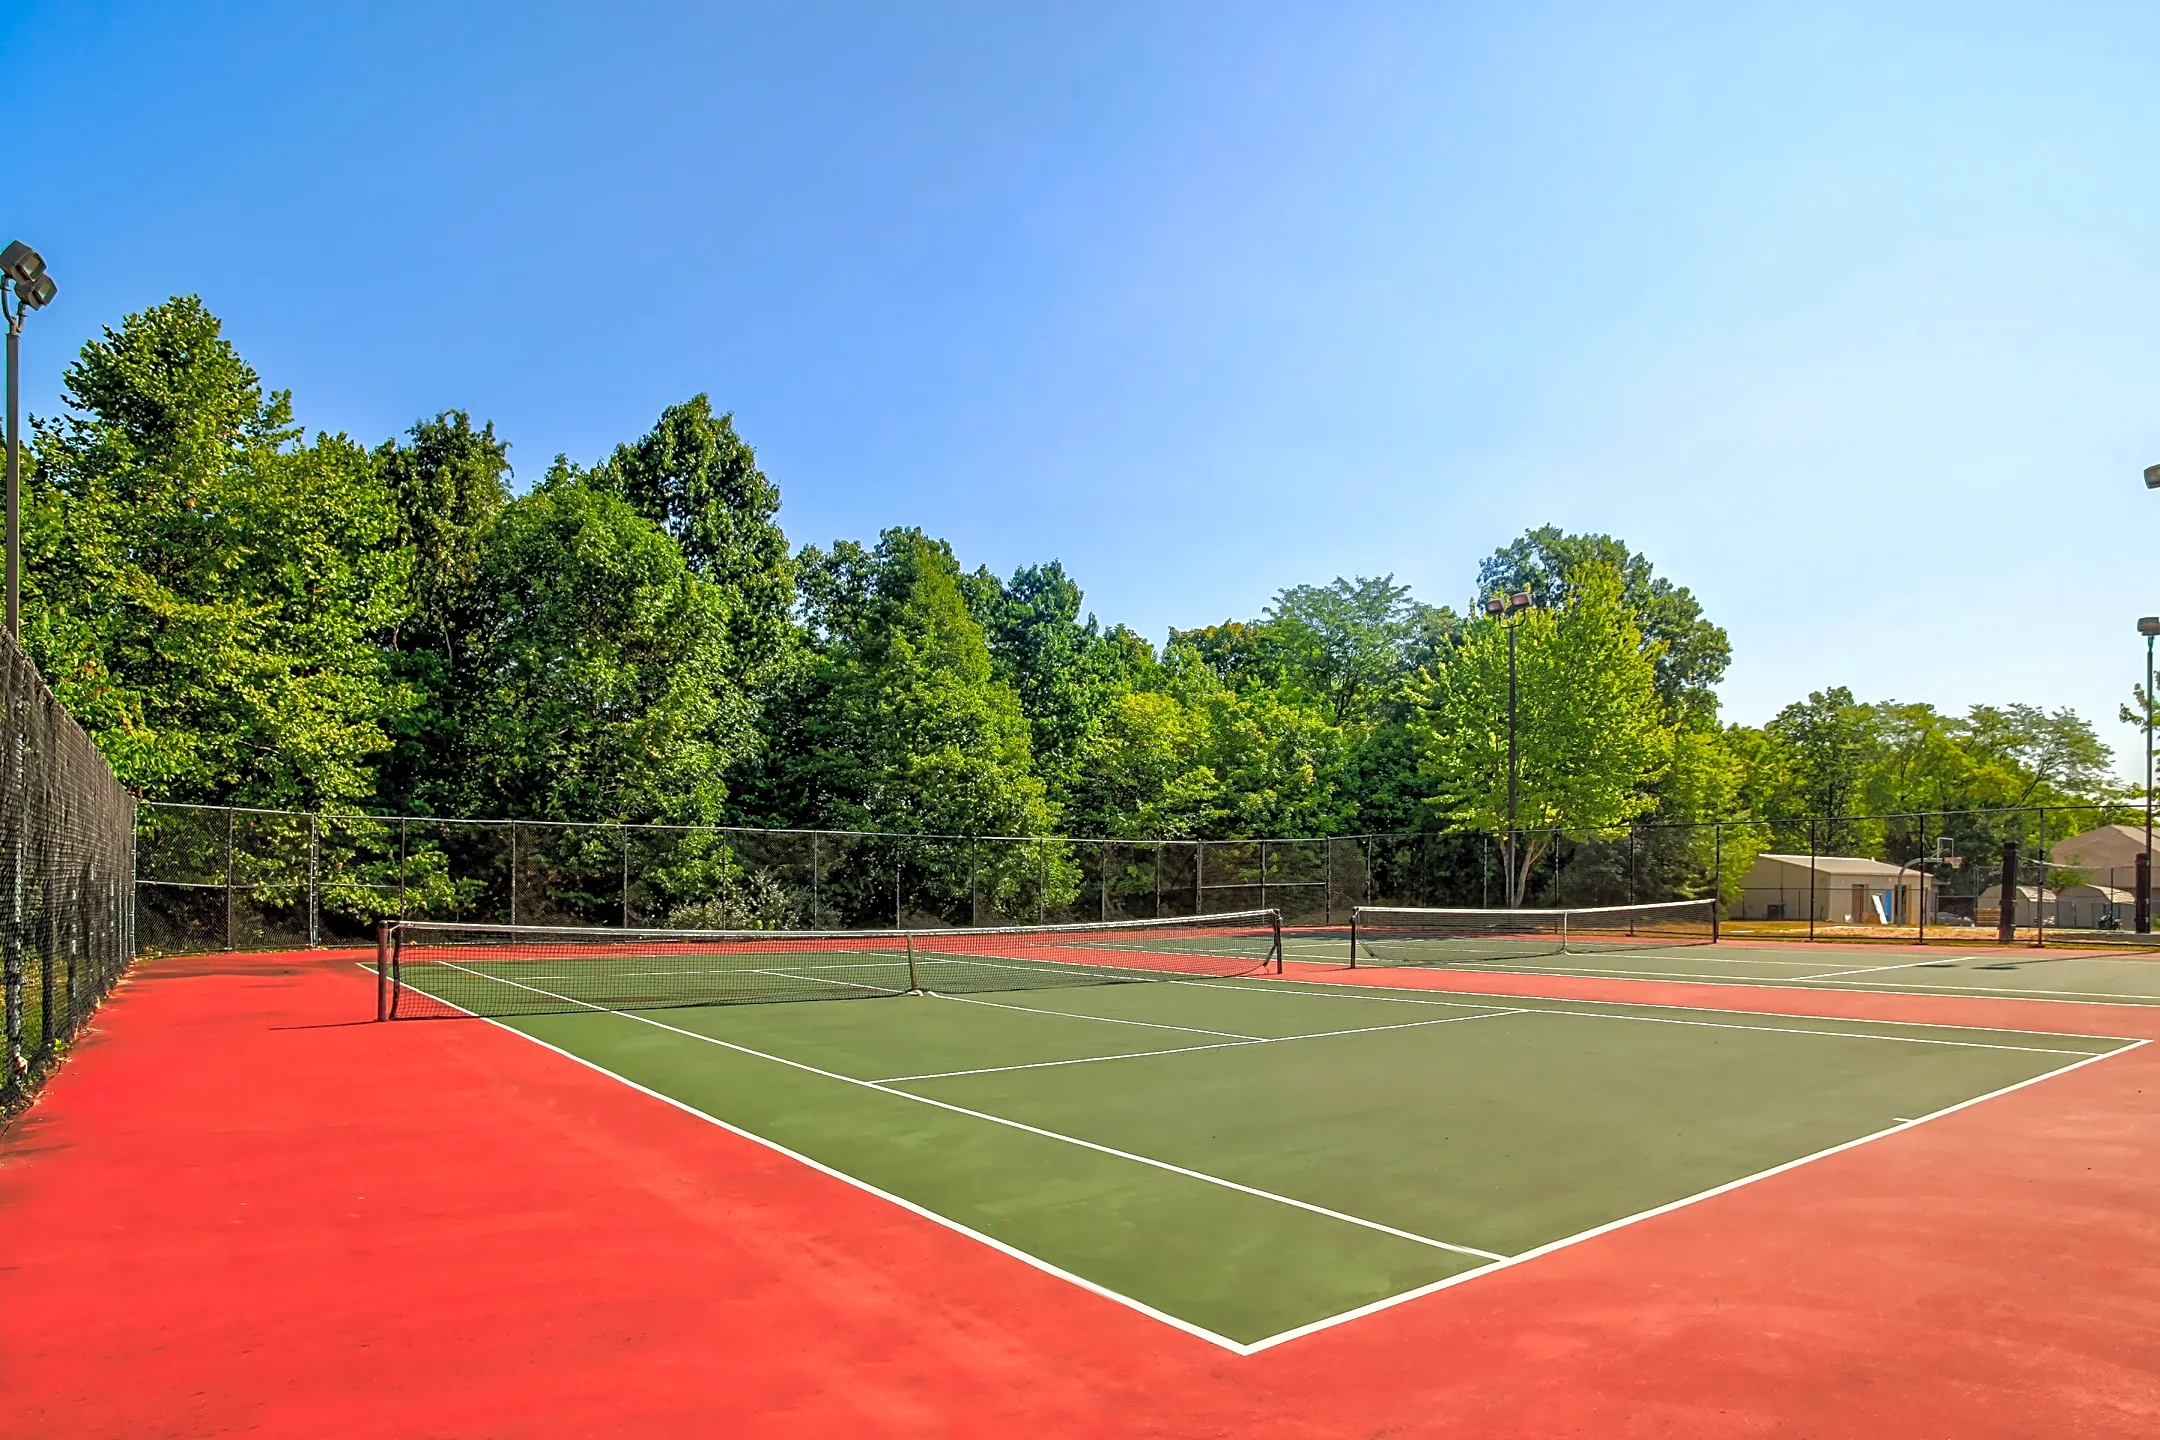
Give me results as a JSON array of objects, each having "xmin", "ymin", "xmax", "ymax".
[
  {"xmin": 1484, "ymin": 597, "xmax": 1504, "ymax": 616},
  {"xmin": 2147, "ymin": 463, "xmax": 2160, "ymax": 489},
  {"xmin": 0, "ymin": 241, "xmax": 44, "ymax": 287},
  {"xmin": 1509, "ymin": 591, "xmax": 1532, "ymax": 612},
  {"xmin": 2140, "ymin": 617, "xmax": 2160, "ymax": 638},
  {"xmin": 16, "ymin": 274, "xmax": 53, "ymax": 309}
]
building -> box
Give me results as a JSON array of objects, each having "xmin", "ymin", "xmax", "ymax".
[
  {"xmin": 2049, "ymin": 823, "xmax": 2151, "ymax": 893},
  {"xmin": 2054, "ymin": 884, "xmax": 2133, "ymax": 930},
  {"xmin": 1977, "ymin": 883, "xmax": 2055, "ymax": 927},
  {"xmin": 1734, "ymin": 854, "xmax": 1931, "ymax": 924}
]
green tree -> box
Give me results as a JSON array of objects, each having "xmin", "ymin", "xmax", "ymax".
[
  {"xmin": 1477, "ymin": 526, "xmax": 1730, "ymax": 720},
  {"xmin": 1263, "ymin": 575, "xmax": 1443, "ymax": 725},
  {"xmin": 770, "ymin": 529, "xmax": 1057, "ymax": 838},
  {"xmin": 373, "ymin": 410, "xmax": 512, "ymax": 813},
  {"xmin": 459, "ymin": 477, "xmax": 754, "ymax": 823},
  {"xmin": 24, "ymin": 295, "xmax": 407, "ymax": 809},
  {"xmin": 756, "ymin": 529, "xmax": 1064, "ymax": 916},
  {"xmin": 1412, "ymin": 562, "xmax": 1671, "ymax": 897},
  {"xmin": 965, "ymin": 560, "xmax": 1122, "ymax": 797},
  {"xmin": 585, "ymin": 396, "xmax": 795, "ymax": 680}
]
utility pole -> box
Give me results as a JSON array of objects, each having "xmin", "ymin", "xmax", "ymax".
[
  {"xmin": 1484, "ymin": 589, "xmax": 1535, "ymax": 904},
  {"xmin": 2141, "ymin": 618, "xmax": 2159, "ymax": 933},
  {"xmin": 1, "ymin": 243, "xmax": 57, "ymax": 639}
]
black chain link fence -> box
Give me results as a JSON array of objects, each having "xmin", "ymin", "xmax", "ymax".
[
  {"xmin": 135, "ymin": 799, "xmax": 2160, "ymax": 954},
  {"xmin": 3, "ymin": 630, "xmax": 137, "ymax": 1109}
]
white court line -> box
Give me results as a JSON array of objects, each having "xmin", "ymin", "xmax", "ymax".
[
  {"xmin": 876, "ymin": 1007, "xmax": 1530, "ymax": 1084},
  {"xmin": 1239, "ymin": 1037, "xmax": 2149, "ymax": 1353},
  {"xmin": 877, "ymin": 1038, "xmax": 1257, "ymax": 1083},
  {"xmin": 934, "ymin": 991, "xmax": 1261, "ymax": 1040},
  {"xmin": 366, "ymin": 971, "xmax": 1260, "ymax": 1354},
  {"xmin": 1791, "ymin": 957, "xmax": 1978, "ymax": 981},
  {"xmin": 364, "ymin": 960, "xmax": 2146, "ymax": 1356},
  {"xmin": 1184, "ymin": 976, "xmax": 2127, "ymax": 1053},
  {"xmin": 744, "ymin": 968, "xmax": 895, "ymax": 994},
  {"xmin": 428, "ymin": 959, "xmax": 1508, "ymax": 1266},
  {"xmin": 1422, "ymin": 960, "xmax": 2160, "ymax": 1009}
]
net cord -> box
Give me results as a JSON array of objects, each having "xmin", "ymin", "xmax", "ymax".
[
  {"xmin": 384, "ymin": 908, "xmax": 1283, "ymax": 947},
  {"xmin": 1349, "ymin": 898, "xmax": 1714, "ymax": 924}
]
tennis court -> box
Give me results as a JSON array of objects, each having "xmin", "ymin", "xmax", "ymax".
[
  {"xmin": 1271, "ymin": 908, "xmax": 2160, "ymax": 1009},
  {"xmin": 378, "ymin": 911, "xmax": 2141, "ymax": 1351}
]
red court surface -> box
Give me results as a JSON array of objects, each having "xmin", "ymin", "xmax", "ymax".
[{"xmin": 4, "ymin": 948, "xmax": 2159, "ymax": 1438}]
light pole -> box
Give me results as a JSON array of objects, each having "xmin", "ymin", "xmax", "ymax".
[
  {"xmin": 2141, "ymin": 616, "xmax": 2159, "ymax": 932},
  {"xmin": 2, "ymin": 241, "xmax": 58, "ymax": 640},
  {"xmin": 1484, "ymin": 589, "xmax": 1535, "ymax": 905}
]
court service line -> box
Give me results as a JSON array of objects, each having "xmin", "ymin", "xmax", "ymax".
[
  {"xmin": 874, "ymin": 1006, "xmax": 1530, "ymax": 1084},
  {"xmin": 1790, "ymin": 957, "xmax": 1977, "ymax": 981},
  {"xmin": 427, "ymin": 960, "xmax": 1510, "ymax": 1265},
  {"xmin": 933, "ymin": 991, "xmax": 1263, "ymax": 1040}
]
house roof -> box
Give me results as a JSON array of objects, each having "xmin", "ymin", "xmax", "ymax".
[
  {"xmin": 2050, "ymin": 824, "xmax": 2151, "ymax": 872},
  {"xmin": 1749, "ymin": 854, "xmax": 1921, "ymax": 878},
  {"xmin": 2057, "ymin": 883, "xmax": 2135, "ymax": 901}
]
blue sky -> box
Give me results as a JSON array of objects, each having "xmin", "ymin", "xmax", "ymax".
[{"xmin": 6, "ymin": 3, "xmax": 2158, "ymax": 774}]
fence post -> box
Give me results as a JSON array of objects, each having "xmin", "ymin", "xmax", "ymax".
[
  {"xmin": 1916, "ymin": 813, "xmax": 1928, "ymax": 944},
  {"xmin": 1259, "ymin": 840, "xmax": 1269, "ymax": 914},
  {"xmin": 4, "ymin": 651, "xmax": 23, "ymax": 1099},
  {"xmin": 620, "ymin": 825, "xmax": 630, "ymax": 927},
  {"xmin": 1807, "ymin": 818, "xmax": 1817, "ymax": 942},
  {"xmin": 1325, "ymin": 836, "xmax": 1334, "ymax": 926},
  {"xmin": 1711, "ymin": 822, "xmax": 1722, "ymax": 942},
  {"xmin": 1997, "ymin": 841, "xmax": 2019, "ymax": 944},
  {"xmin": 224, "ymin": 805, "xmax": 235, "ymax": 951},
  {"xmin": 1100, "ymin": 841, "xmax": 1109, "ymax": 923},
  {"xmin": 1038, "ymin": 840, "xmax": 1047, "ymax": 924},
  {"xmin": 2139, "ymin": 851, "xmax": 2152, "ymax": 935},
  {"xmin": 1195, "ymin": 840, "xmax": 1204, "ymax": 917},
  {"xmin": 2032, "ymin": 811, "xmax": 2047, "ymax": 948},
  {"xmin": 508, "ymin": 822, "xmax": 519, "ymax": 927},
  {"xmin": 811, "ymin": 831, "xmax": 821, "ymax": 926},
  {"xmin": 307, "ymin": 812, "xmax": 319, "ymax": 948}
]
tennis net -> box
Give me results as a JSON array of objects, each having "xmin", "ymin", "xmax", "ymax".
[
  {"xmin": 1348, "ymin": 900, "xmax": 1716, "ymax": 967},
  {"xmin": 377, "ymin": 909, "xmax": 1283, "ymax": 1019}
]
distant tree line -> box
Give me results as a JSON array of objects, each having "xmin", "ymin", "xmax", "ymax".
[{"xmin": 22, "ymin": 296, "xmax": 2123, "ymax": 851}]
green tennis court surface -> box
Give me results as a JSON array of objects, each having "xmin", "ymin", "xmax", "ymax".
[
  {"xmin": 442, "ymin": 969, "xmax": 2137, "ymax": 1349},
  {"xmin": 1276, "ymin": 932, "xmax": 2160, "ymax": 1007}
]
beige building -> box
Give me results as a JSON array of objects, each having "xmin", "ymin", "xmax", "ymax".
[
  {"xmin": 1976, "ymin": 883, "xmax": 2054, "ymax": 927},
  {"xmin": 1735, "ymin": 854, "xmax": 1931, "ymax": 924},
  {"xmin": 2055, "ymin": 884, "xmax": 2133, "ymax": 930},
  {"xmin": 2049, "ymin": 824, "xmax": 2151, "ymax": 892}
]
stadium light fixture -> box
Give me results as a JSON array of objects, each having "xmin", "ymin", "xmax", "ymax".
[
  {"xmin": 3, "ymin": 239, "xmax": 57, "ymax": 639},
  {"xmin": 0, "ymin": 242, "xmax": 44, "ymax": 287},
  {"xmin": 2146, "ymin": 464, "xmax": 2160, "ymax": 490}
]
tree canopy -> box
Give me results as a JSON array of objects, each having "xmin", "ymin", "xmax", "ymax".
[{"xmin": 23, "ymin": 294, "xmax": 2123, "ymax": 856}]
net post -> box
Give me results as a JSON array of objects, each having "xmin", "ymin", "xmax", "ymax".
[
  {"xmin": 905, "ymin": 931, "xmax": 921, "ymax": 994},
  {"xmin": 1270, "ymin": 909, "xmax": 1283, "ymax": 974},
  {"xmin": 1348, "ymin": 909, "xmax": 1358, "ymax": 968},
  {"xmin": 375, "ymin": 919, "xmax": 389, "ymax": 1021}
]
